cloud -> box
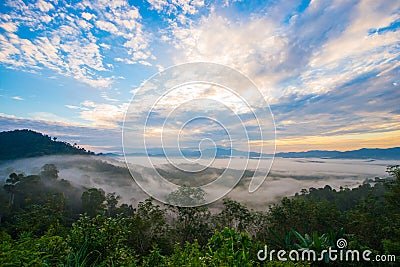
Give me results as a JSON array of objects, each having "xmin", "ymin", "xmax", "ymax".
[
  {"xmin": 1, "ymin": 0, "xmax": 398, "ymax": 153},
  {"xmin": 72, "ymin": 100, "xmax": 130, "ymax": 128},
  {"xmin": 65, "ymin": 105, "xmax": 80, "ymax": 110},
  {"xmin": 147, "ymin": 0, "xmax": 205, "ymax": 15},
  {"xmin": 162, "ymin": 0, "xmax": 399, "ymax": 151},
  {"xmin": 0, "ymin": 0, "xmax": 154, "ymax": 88},
  {"xmin": 0, "ymin": 115, "xmax": 122, "ymax": 153},
  {"xmin": 0, "ymin": 21, "xmax": 18, "ymax": 32},
  {"xmin": 81, "ymin": 12, "xmax": 96, "ymax": 21},
  {"xmin": 12, "ymin": 96, "xmax": 24, "ymax": 101}
]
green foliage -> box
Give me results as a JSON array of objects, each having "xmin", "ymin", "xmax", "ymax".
[
  {"xmin": 68, "ymin": 214, "xmax": 137, "ymax": 266},
  {"xmin": 214, "ymin": 199, "xmax": 253, "ymax": 233},
  {"xmin": 205, "ymin": 228, "xmax": 256, "ymax": 266},
  {"xmin": 171, "ymin": 205, "xmax": 212, "ymax": 246},
  {"xmin": 0, "ymin": 231, "xmax": 68, "ymax": 266},
  {"xmin": 164, "ymin": 242, "xmax": 206, "ymax": 266},
  {"xmin": 385, "ymin": 165, "xmax": 400, "ymax": 212},
  {"xmin": 0, "ymin": 165, "xmax": 399, "ymax": 266},
  {"xmin": 126, "ymin": 198, "xmax": 171, "ymax": 256},
  {"xmin": 267, "ymin": 197, "xmax": 342, "ymax": 239},
  {"xmin": 166, "ymin": 185, "xmax": 206, "ymax": 206},
  {"xmin": 81, "ymin": 188, "xmax": 106, "ymax": 217}
]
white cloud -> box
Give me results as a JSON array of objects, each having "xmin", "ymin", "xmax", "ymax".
[
  {"xmin": 81, "ymin": 12, "xmax": 96, "ymax": 21},
  {"xmin": 0, "ymin": 21, "xmax": 18, "ymax": 32},
  {"xmin": 71, "ymin": 100, "xmax": 130, "ymax": 128},
  {"xmin": 12, "ymin": 96, "xmax": 24, "ymax": 101},
  {"xmin": 0, "ymin": 0, "xmax": 154, "ymax": 88},
  {"xmin": 36, "ymin": 0, "xmax": 54, "ymax": 12},
  {"xmin": 95, "ymin": 20, "xmax": 120, "ymax": 35},
  {"xmin": 167, "ymin": 0, "xmax": 399, "ymax": 104},
  {"xmin": 65, "ymin": 105, "xmax": 80, "ymax": 109},
  {"xmin": 169, "ymin": 13, "xmax": 291, "ymax": 100},
  {"xmin": 147, "ymin": 0, "xmax": 205, "ymax": 15}
]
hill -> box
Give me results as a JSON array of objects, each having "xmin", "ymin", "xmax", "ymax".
[
  {"xmin": 126, "ymin": 146, "xmax": 400, "ymax": 160},
  {"xmin": 275, "ymin": 147, "xmax": 400, "ymax": 160},
  {"xmin": 0, "ymin": 129, "xmax": 94, "ymax": 160}
]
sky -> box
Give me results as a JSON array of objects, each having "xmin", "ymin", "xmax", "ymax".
[{"xmin": 0, "ymin": 0, "xmax": 399, "ymax": 153}]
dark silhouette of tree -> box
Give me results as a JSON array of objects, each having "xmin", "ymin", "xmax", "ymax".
[
  {"xmin": 3, "ymin": 173, "xmax": 22, "ymax": 208},
  {"xmin": 0, "ymin": 129, "xmax": 93, "ymax": 160},
  {"xmin": 40, "ymin": 164, "xmax": 59, "ymax": 180},
  {"xmin": 81, "ymin": 188, "xmax": 106, "ymax": 217}
]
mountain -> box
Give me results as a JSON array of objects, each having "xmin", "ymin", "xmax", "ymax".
[
  {"xmin": 275, "ymin": 147, "xmax": 400, "ymax": 160},
  {"xmin": 0, "ymin": 129, "xmax": 94, "ymax": 160},
  {"xmin": 125, "ymin": 147, "xmax": 269, "ymax": 158},
  {"xmin": 126, "ymin": 146, "xmax": 400, "ymax": 160}
]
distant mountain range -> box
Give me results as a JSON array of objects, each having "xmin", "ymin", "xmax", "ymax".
[
  {"xmin": 124, "ymin": 147, "xmax": 267, "ymax": 159},
  {"xmin": 275, "ymin": 147, "xmax": 400, "ymax": 160},
  {"xmin": 124, "ymin": 147, "xmax": 400, "ymax": 160},
  {"xmin": 1, "ymin": 129, "xmax": 398, "ymax": 160}
]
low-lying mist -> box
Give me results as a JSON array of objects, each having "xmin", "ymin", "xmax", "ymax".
[{"xmin": 0, "ymin": 155, "xmax": 395, "ymax": 210}]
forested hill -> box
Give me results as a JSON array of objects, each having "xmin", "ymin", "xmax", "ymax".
[{"xmin": 0, "ymin": 129, "xmax": 94, "ymax": 160}]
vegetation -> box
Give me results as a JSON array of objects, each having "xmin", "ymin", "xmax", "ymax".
[
  {"xmin": 0, "ymin": 163, "xmax": 399, "ymax": 266},
  {"xmin": 0, "ymin": 129, "xmax": 94, "ymax": 160}
]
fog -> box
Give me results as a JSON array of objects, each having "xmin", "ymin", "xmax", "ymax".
[{"xmin": 0, "ymin": 155, "xmax": 396, "ymax": 210}]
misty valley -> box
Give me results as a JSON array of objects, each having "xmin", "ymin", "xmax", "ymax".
[
  {"xmin": 0, "ymin": 155, "xmax": 396, "ymax": 209},
  {"xmin": 0, "ymin": 130, "xmax": 399, "ymax": 266}
]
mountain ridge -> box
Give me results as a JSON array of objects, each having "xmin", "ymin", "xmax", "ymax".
[
  {"xmin": 124, "ymin": 146, "xmax": 400, "ymax": 160},
  {"xmin": 275, "ymin": 147, "xmax": 400, "ymax": 160},
  {"xmin": 0, "ymin": 129, "xmax": 94, "ymax": 160},
  {"xmin": 1, "ymin": 129, "xmax": 398, "ymax": 160}
]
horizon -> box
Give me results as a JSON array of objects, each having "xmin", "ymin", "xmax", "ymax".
[
  {"xmin": 1, "ymin": 1, "xmax": 399, "ymax": 153},
  {"xmin": 2, "ymin": 127, "xmax": 399, "ymax": 156}
]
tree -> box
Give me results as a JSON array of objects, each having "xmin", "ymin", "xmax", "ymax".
[
  {"xmin": 105, "ymin": 192, "xmax": 120, "ymax": 217},
  {"xmin": 81, "ymin": 188, "xmax": 106, "ymax": 217},
  {"xmin": 3, "ymin": 173, "xmax": 21, "ymax": 208},
  {"xmin": 127, "ymin": 198, "xmax": 171, "ymax": 255},
  {"xmin": 171, "ymin": 205, "xmax": 212, "ymax": 246},
  {"xmin": 385, "ymin": 165, "xmax": 400, "ymax": 212},
  {"xmin": 214, "ymin": 198, "xmax": 252, "ymax": 233},
  {"xmin": 40, "ymin": 164, "xmax": 59, "ymax": 180},
  {"xmin": 166, "ymin": 185, "xmax": 206, "ymax": 207},
  {"xmin": 382, "ymin": 165, "xmax": 400, "ymax": 257}
]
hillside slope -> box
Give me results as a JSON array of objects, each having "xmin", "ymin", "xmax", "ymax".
[{"xmin": 0, "ymin": 129, "xmax": 93, "ymax": 160}]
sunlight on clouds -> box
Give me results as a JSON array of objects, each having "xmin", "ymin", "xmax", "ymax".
[
  {"xmin": 0, "ymin": 0, "xmax": 399, "ymax": 152},
  {"xmin": 170, "ymin": 13, "xmax": 289, "ymax": 100},
  {"xmin": 168, "ymin": 0, "xmax": 399, "ymax": 104},
  {"xmin": 151, "ymin": 83, "xmax": 252, "ymax": 115},
  {"xmin": 77, "ymin": 101, "xmax": 129, "ymax": 128},
  {"xmin": 275, "ymin": 130, "xmax": 400, "ymax": 152},
  {"xmin": 163, "ymin": 0, "xmax": 399, "ymax": 152}
]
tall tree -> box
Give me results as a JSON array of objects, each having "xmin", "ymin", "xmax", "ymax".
[
  {"xmin": 3, "ymin": 173, "xmax": 22, "ymax": 208},
  {"xmin": 81, "ymin": 188, "xmax": 106, "ymax": 217}
]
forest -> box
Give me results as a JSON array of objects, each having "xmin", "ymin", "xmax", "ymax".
[
  {"xmin": 0, "ymin": 159, "xmax": 399, "ymax": 266},
  {"xmin": 0, "ymin": 130, "xmax": 94, "ymax": 160}
]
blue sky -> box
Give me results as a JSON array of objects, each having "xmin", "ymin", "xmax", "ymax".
[{"xmin": 0, "ymin": 0, "xmax": 399, "ymax": 153}]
